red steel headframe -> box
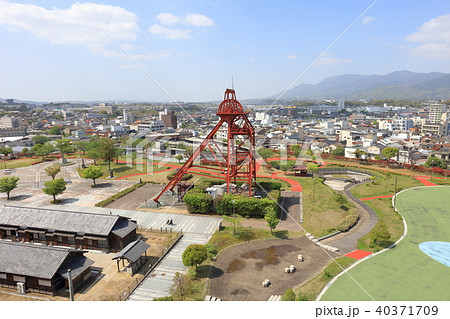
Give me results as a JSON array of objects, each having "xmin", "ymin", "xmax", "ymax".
[{"xmin": 153, "ymin": 88, "xmax": 256, "ymax": 204}]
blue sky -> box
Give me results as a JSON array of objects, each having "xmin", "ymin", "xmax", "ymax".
[{"xmin": 0, "ymin": 0, "xmax": 449, "ymax": 102}]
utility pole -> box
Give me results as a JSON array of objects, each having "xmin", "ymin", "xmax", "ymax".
[
  {"xmin": 313, "ymin": 177, "xmax": 316, "ymax": 202},
  {"xmin": 393, "ymin": 176, "xmax": 398, "ymax": 210},
  {"xmin": 68, "ymin": 268, "xmax": 74, "ymax": 301}
]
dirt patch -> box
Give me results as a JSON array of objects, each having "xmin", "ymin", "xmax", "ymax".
[
  {"xmin": 209, "ymin": 236, "xmax": 339, "ymax": 301},
  {"xmin": 227, "ymin": 259, "xmax": 246, "ymax": 272}
]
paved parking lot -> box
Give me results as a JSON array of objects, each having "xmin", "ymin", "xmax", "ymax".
[{"xmin": 0, "ymin": 161, "xmax": 135, "ymax": 207}]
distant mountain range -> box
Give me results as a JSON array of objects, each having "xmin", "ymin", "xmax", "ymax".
[{"xmin": 273, "ymin": 71, "xmax": 450, "ymax": 101}]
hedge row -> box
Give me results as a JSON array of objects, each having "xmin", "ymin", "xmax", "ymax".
[
  {"xmin": 183, "ymin": 189, "xmax": 214, "ymax": 214},
  {"xmin": 95, "ymin": 181, "xmax": 150, "ymax": 207},
  {"xmin": 216, "ymin": 191, "xmax": 280, "ymax": 218},
  {"xmin": 336, "ymin": 210, "xmax": 359, "ymax": 232}
]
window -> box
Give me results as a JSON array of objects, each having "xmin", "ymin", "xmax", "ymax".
[
  {"xmin": 67, "ymin": 237, "xmax": 75, "ymax": 244},
  {"xmin": 98, "ymin": 240, "xmax": 108, "ymax": 248},
  {"xmin": 57, "ymin": 236, "xmax": 62, "ymax": 242},
  {"xmin": 13, "ymin": 275, "xmax": 25, "ymax": 282},
  {"xmin": 0, "ymin": 273, "xmax": 7, "ymax": 279},
  {"xmin": 87, "ymin": 239, "xmax": 93, "ymax": 246},
  {"xmin": 7, "ymin": 230, "xmax": 16, "ymax": 236},
  {"xmin": 38, "ymin": 279, "xmax": 52, "ymax": 287}
]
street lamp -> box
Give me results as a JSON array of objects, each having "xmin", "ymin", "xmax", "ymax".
[{"xmin": 232, "ymin": 199, "xmax": 236, "ymax": 235}]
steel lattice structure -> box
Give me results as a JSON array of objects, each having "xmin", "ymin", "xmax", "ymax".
[{"xmin": 153, "ymin": 89, "xmax": 256, "ymax": 204}]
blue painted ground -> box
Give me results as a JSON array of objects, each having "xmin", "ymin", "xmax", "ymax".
[{"xmin": 419, "ymin": 241, "xmax": 450, "ymax": 268}]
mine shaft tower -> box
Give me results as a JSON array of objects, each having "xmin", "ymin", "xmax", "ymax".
[{"xmin": 153, "ymin": 88, "xmax": 256, "ymax": 204}]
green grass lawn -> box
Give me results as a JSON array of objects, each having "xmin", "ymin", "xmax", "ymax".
[
  {"xmin": 321, "ymin": 186, "xmax": 450, "ymax": 301},
  {"xmin": 0, "ymin": 157, "xmax": 48, "ymax": 169},
  {"xmin": 357, "ymin": 198, "xmax": 404, "ymax": 253},
  {"xmin": 350, "ymin": 172, "xmax": 422, "ymax": 199},
  {"xmin": 289, "ymin": 176, "xmax": 358, "ymax": 238}
]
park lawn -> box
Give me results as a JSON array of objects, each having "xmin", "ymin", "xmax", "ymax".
[
  {"xmin": 289, "ymin": 175, "xmax": 358, "ymax": 238},
  {"xmin": 208, "ymin": 226, "xmax": 300, "ymax": 253},
  {"xmin": 321, "ymin": 186, "xmax": 450, "ymax": 301},
  {"xmin": 350, "ymin": 172, "xmax": 422, "ymax": 199},
  {"xmin": 1, "ymin": 157, "xmax": 46, "ymax": 169},
  {"xmin": 294, "ymin": 256, "xmax": 356, "ymax": 300},
  {"xmin": 357, "ymin": 198, "xmax": 404, "ymax": 252}
]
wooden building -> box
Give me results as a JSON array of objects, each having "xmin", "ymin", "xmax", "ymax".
[
  {"xmin": 292, "ymin": 165, "xmax": 308, "ymax": 176},
  {"xmin": 0, "ymin": 241, "xmax": 94, "ymax": 295},
  {"xmin": 0, "ymin": 205, "xmax": 137, "ymax": 252}
]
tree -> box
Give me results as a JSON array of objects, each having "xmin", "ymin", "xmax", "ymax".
[
  {"xmin": 48, "ymin": 125, "xmax": 62, "ymax": 135},
  {"xmin": 354, "ymin": 148, "xmax": 367, "ymax": 159},
  {"xmin": 183, "ymin": 146, "xmax": 193, "ymax": 158},
  {"xmin": 425, "ymin": 156, "xmax": 447, "ymax": 169},
  {"xmin": 264, "ymin": 207, "xmax": 280, "ymax": 234},
  {"xmin": 115, "ymin": 148, "xmax": 125, "ymax": 164},
  {"xmin": 371, "ymin": 222, "xmax": 391, "ymax": 246},
  {"xmin": 175, "ymin": 154, "xmax": 184, "ymax": 163},
  {"xmin": 21, "ymin": 147, "xmax": 29, "ymax": 155},
  {"xmin": 382, "ymin": 147, "xmax": 399, "ymax": 167},
  {"xmin": 222, "ymin": 213, "xmax": 243, "ymax": 236},
  {"xmin": 32, "ymin": 135, "xmax": 50, "ymax": 145},
  {"xmin": 0, "ymin": 176, "xmax": 19, "ymax": 200},
  {"xmin": 168, "ymin": 272, "xmax": 193, "ymax": 301},
  {"xmin": 0, "ymin": 146, "xmax": 13, "ymax": 169},
  {"xmin": 290, "ymin": 144, "xmax": 301, "ymax": 158},
  {"xmin": 281, "ymin": 288, "xmax": 296, "ymax": 301},
  {"xmin": 42, "ymin": 178, "xmax": 66, "ymax": 203},
  {"xmin": 183, "ymin": 190, "xmax": 213, "ymax": 214},
  {"xmin": 258, "ymin": 148, "xmax": 275, "ymax": 160},
  {"xmin": 82, "ymin": 165, "xmax": 103, "ymax": 187},
  {"xmin": 44, "ymin": 163, "xmax": 61, "ymax": 180},
  {"xmin": 98, "ymin": 138, "xmax": 117, "ymax": 174},
  {"xmin": 55, "ymin": 139, "xmax": 73, "ymax": 163},
  {"xmin": 32, "ymin": 143, "xmax": 55, "ymax": 161},
  {"xmin": 182, "ymin": 244, "xmax": 208, "ymax": 271},
  {"xmin": 307, "ymin": 163, "xmax": 320, "ymax": 173},
  {"xmin": 407, "ymin": 149, "xmax": 421, "ymax": 171},
  {"xmin": 331, "ymin": 146, "xmax": 345, "ymax": 157}
]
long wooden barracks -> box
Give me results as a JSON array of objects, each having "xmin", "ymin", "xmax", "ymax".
[
  {"xmin": 0, "ymin": 205, "xmax": 138, "ymax": 252},
  {"xmin": 0, "ymin": 241, "xmax": 94, "ymax": 294}
]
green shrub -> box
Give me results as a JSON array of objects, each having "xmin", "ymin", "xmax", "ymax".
[
  {"xmin": 216, "ymin": 193, "xmax": 279, "ymax": 218},
  {"xmin": 336, "ymin": 210, "xmax": 359, "ymax": 232},
  {"xmin": 281, "ymin": 288, "xmax": 296, "ymax": 301},
  {"xmin": 167, "ymin": 170, "xmax": 193, "ymax": 181},
  {"xmin": 183, "ymin": 189, "xmax": 213, "ymax": 214}
]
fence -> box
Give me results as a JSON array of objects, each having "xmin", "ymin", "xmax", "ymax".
[{"xmin": 117, "ymin": 230, "xmax": 183, "ymax": 301}]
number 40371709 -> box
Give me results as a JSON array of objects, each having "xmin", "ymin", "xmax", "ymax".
[{"xmin": 375, "ymin": 305, "xmax": 438, "ymax": 316}]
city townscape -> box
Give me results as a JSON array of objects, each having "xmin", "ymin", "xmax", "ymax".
[{"xmin": 0, "ymin": 1, "xmax": 449, "ymax": 317}]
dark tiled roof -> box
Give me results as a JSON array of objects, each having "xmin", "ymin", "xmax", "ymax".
[
  {"xmin": 113, "ymin": 240, "xmax": 150, "ymax": 263},
  {"xmin": 111, "ymin": 218, "xmax": 137, "ymax": 239},
  {"xmin": 0, "ymin": 205, "xmax": 119, "ymax": 236},
  {"xmin": 58, "ymin": 254, "xmax": 94, "ymax": 280},
  {"xmin": 0, "ymin": 241, "xmax": 89, "ymax": 279}
]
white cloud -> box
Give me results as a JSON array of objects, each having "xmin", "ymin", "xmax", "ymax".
[
  {"xmin": 156, "ymin": 13, "xmax": 180, "ymax": 26},
  {"xmin": 149, "ymin": 24, "xmax": 191, "ymax": 40},
  {"xmin": 287, "ymin": 54, "xmax": 297, "ymax": 60},
  {"xmin": 184, "ymin": 13, "xmax": 214, "ymax": 27},
  {"xmin": 0, "ymin": 1, "xmax": 139, "ymax": 54},
  {"xmin": 362, "ymin": 16, "xmax": 375, "ymax": 25},
  {"xmin": 150, "ymin": 12, "xmax": 214, "ymax": 40},
  {"xmin": 406, "ymin": 14, "xmax": 450, "ymax": 59},
  {"xmin": 315, "ymin": 54, "xmax": 351, "ymax": 66}
]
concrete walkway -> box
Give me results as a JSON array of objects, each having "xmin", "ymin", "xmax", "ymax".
[
  {"xmin": 128, "ymin": 232, "xmax": 212, "ymax": 301},
  {"xmin": 323, "ymin": 183, "xmax": 378, "ymax": 254}
]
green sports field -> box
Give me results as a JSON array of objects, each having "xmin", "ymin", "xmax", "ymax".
[{"xmin": 321, "ymin": 186, "xmax": 450, "ymax": 301}]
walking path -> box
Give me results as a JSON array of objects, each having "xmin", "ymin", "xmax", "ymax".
[
  {"xmin": 323, "ymin": 183, "xmax": 378, "ymax": 254},
  {"xmin": 128, "ymin": 232, "xmax": 211, "ymax": 301}
]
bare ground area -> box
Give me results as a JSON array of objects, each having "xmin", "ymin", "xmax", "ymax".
[
  {"xmin": 209, "ymin": 236, "xmax": 339, "ymax": 301},
  {"xmin": 0, "ymin": 231, "xmax": 175, "ymax": 301}
]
